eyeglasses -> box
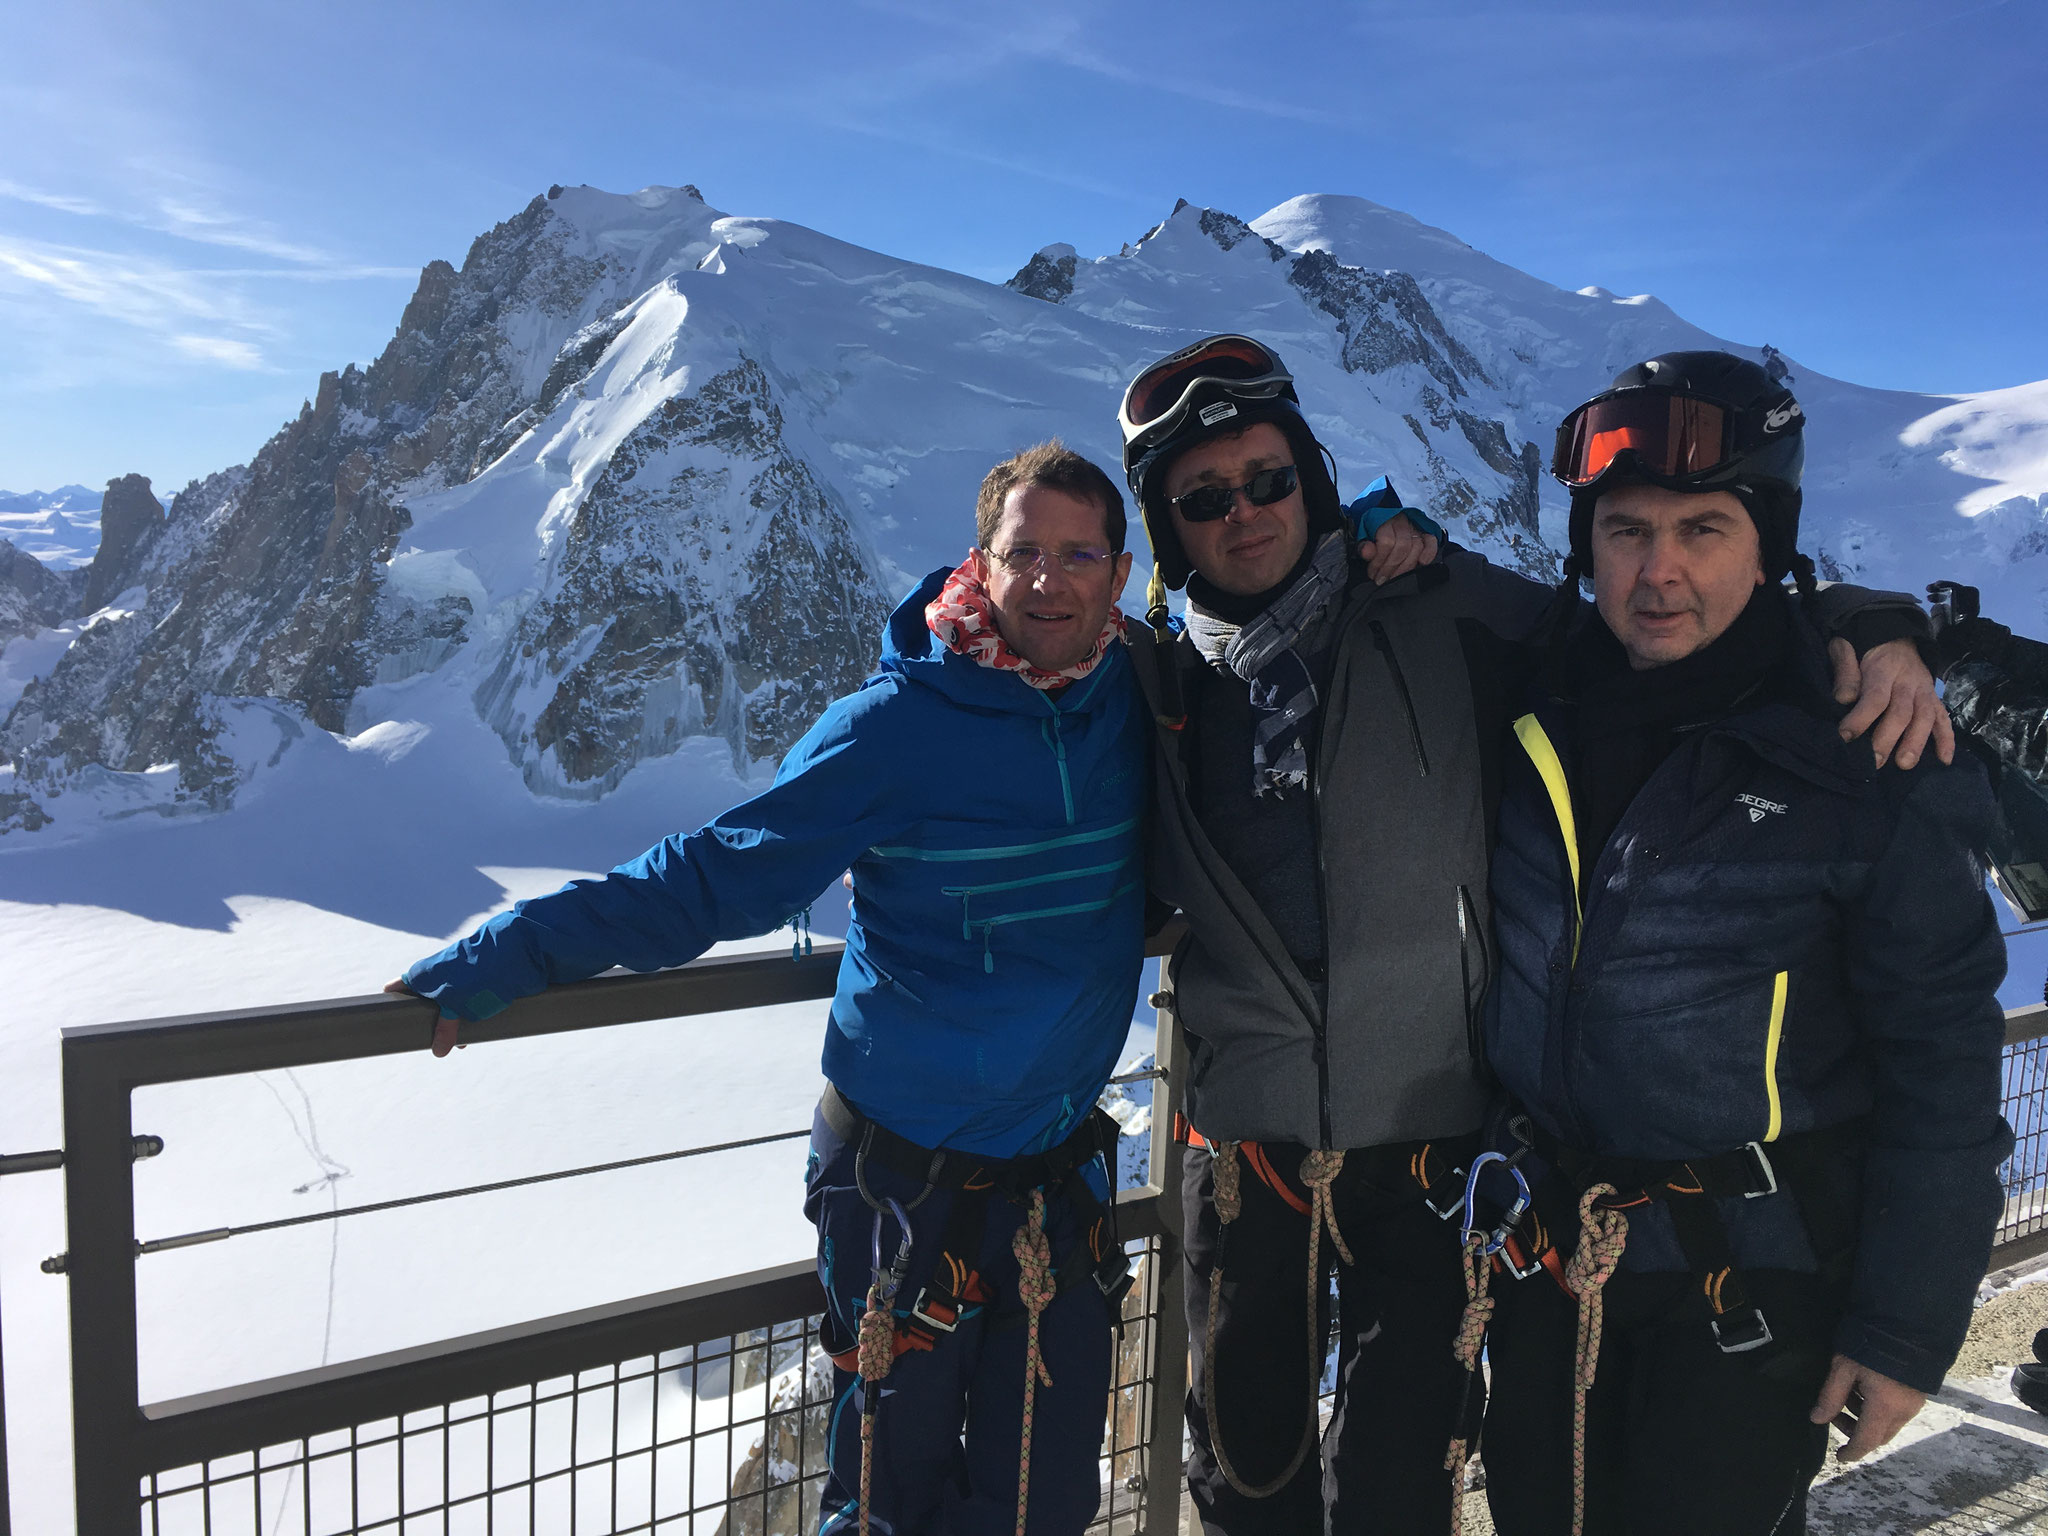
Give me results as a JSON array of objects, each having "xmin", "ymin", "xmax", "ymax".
[
  {"xmin": 1167, "ymin": 464, "xmax": 1299, "ymax": 523},
  {"xmin": 988, "ymin": 545, "xmax": 1118, "ymax": 577},
  {"xmin": 1118, "ymin": 335, "xmax": 1296, "ymax": 458}
]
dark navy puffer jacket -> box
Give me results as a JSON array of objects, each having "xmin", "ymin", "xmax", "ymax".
[{"xmin": 1485, "ymin": 620, "xmax": 2013, "ymax": 1394}]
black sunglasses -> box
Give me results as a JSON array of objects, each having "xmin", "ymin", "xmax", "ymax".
[{"xmin": 1168, "ymin": 464, "xmax": 1299, "ymax": 523}]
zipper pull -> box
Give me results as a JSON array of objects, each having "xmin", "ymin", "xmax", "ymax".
[{"xmin": 983, "ymin": 927, "xmax": 995, "ymax": 974}]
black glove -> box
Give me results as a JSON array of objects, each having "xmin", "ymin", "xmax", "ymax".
[
  {"xmin": 1926, "ymin": 581, "xmax": 2007, "ymax": 673},
  {"xmin": 1927, "ymin": 581, "xmax": 1981, "ymax": 632}
]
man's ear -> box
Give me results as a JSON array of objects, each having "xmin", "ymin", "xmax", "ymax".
[
  {"xmin": 967, "ymin": 546, "xmax": 991, "ymax": 582},
  {"xmin": 1111, "ymin": 550, "xmax": 1134, "ymax": 601}
]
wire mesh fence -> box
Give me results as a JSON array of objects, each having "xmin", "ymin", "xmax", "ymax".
[
  {"xmin": 135, "ymin": 1239, "xmax": 1173, "ymax": 1536},
  {"xmin": 1998, "ymin": 1025, "xmax": 2048, "ymax": 1252}
]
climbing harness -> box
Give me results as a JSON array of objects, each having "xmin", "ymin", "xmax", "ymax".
[
  {"xmin": 1479, "ymin": 1114, "xmax": 1863, "ymax": 1533},
  {"xmin": 823, "ymin": 1087, "xmax": 1134, "ymax": 1532},
  {"xmin": 1183, "ymin": 1126, "xmax": 1486, "ymax": 1503},
  {"xmin": 1200, "ymin": 1140, "xmax": 1353, "ymax": 1498}
]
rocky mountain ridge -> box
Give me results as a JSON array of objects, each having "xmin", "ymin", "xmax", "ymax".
[{"xmin": 2, "ymin": 185, "xmax": 2042, "ymax": 839}]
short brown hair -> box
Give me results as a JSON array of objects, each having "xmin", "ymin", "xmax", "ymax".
[{"xmin": 975, "ymin": 440, "xmax": 1127, "ymax": 554}]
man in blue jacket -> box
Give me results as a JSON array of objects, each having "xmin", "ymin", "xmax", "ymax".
[
  {"xmin": 1478, "ymin": 353, "xmax": 2013, "ymax": 1535},
  {"xmin": 395, "ymin": 441, "xmax": 1146, "ymax": 1535}
]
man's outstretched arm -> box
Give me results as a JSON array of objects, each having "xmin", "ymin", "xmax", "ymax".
[{"xmin": 392, "ymin": 693, "xmax": 911, "ymax": 1054}]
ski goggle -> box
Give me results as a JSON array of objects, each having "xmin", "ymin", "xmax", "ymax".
[
  {"xmin": 1552, "ymin": 389, "xmax": 1741, "ymax": 489},
  {"xmin": 1119, "ymin": 335, "xmax": 1294, "ymax": 456},
  {"xmin": 1167, "ymin": 465, "xmax": 1299, "ymax": 523}
]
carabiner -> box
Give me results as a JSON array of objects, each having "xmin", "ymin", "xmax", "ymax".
[
  {"xmin": 1460, "ymin": 1151, "xmax": 1533, "ymax": 1257},
  {"xmin": 869, "ymin": 1196, "xmax": 914, "ymax": 1304}
]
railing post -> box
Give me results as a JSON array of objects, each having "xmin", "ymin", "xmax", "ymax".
[
  {"xmin": 1141, "ymin": 952, "xmax": 1190, "ymax": 1533},
  {"xmin": 62, "ymin": 1040, "xmax": 143, "ymax": 1535}
]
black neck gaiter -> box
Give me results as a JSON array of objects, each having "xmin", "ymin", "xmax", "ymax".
[{"xmin": 1568, "ymin": 584, "xmax": 1794, "ymax": 869}]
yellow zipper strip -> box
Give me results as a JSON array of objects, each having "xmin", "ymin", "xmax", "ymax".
[
  {"xmin": 1513, "ymin": 714, "xmax": 1582, "ymax": 963},
  {"xmin": 1762, "ymin": 970, "xmax": 1789, "ymax": 1143}
]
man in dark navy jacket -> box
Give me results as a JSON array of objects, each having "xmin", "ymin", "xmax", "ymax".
[{"xmin": 1478, "ymin": 353, "xmax": 2013, "ymax": 1536}]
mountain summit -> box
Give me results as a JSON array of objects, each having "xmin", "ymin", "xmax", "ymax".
[{"xmin": 2, "ymin": 186, "xmax": 2042, "ymax": 838}]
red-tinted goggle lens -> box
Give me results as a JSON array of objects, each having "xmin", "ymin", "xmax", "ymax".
[
  {"xmin": 1124, "ymin": 336, "xmax": 1283, "ymax": 428},
  {"xmin": 1555, "ymin": 392, "xmax": 1732, "ymax": 487}
]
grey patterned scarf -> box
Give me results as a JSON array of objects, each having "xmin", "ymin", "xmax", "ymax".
[{"xmin": 1184, "ymin": 531, "xmax": 1351, "ymax": 797}]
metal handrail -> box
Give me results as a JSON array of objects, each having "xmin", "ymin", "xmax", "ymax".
[
  {"xmin": 2006, "ymin": 1000, "xmax": 2048, "ymax": 1047},
  {"xmin": 54, "ymin": 928, "xmax": 1190, "ymax": 1535}
]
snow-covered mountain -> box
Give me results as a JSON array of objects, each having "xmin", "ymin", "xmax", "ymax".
[
  {"xmin": 0, "ymin": 483, "xmax": 104, "ymax": 570},
  {"xmin": 3, "ymin": 184, "xmax": 2045, "ymax": 841}
]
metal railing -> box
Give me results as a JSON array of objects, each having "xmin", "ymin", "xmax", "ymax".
[
  {"xmin": 8, "ymin": 954, "xmax": 2048, "ymax": 1532},
  {"xmin": 41, "ymin": 935, "xmax": 1190, "ymax": 1536},
  {"xmin": 1997, "ymin": 1002, "xmax": 2048, "ymax": 1267}
]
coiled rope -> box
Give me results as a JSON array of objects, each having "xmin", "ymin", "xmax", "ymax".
[
  {"xmin": 1562, "ymin": 1183, "xmax": 1628, "ymax": 1536},
  {"xmin": 1443, "ymin": 1228, "xmax": 1495, "ymax": 1534},
  {"xmin": 1011, "ymin": 1189, "xmax": 1057, "ymax": 1536},
  {"xmin": 1203, "ymin": 1142, "xmax": 1352, "ymax": 1498}
]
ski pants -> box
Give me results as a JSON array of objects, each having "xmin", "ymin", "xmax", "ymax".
[
  {"xmin": 805, "ymin": 1104, "xmax": 1113, "ymax": 1536},
  {"xmin": 1481, "ymin": 1263, "xmax": 1846, "ymax": 1536},
  {"xmin": 1181, "ymin": 1136, "xmax": 1480, "ymax": 1536}
]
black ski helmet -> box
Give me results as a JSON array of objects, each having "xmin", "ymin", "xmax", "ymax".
[
  {"xmin": 1118, "ymin": 335, "xmax": 1341, "ymax": 591},
  {"xmin": 1556, "ymin": 350, "xmax": 1808, "ymax": 587}
]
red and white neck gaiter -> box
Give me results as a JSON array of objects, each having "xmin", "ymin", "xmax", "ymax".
[{"xmin": 925, "ymin": 553, "xmax": 1126, "ymax": 691}]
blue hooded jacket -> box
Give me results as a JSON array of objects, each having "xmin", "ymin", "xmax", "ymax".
[{"xmin": 405, "ymin": 568, "xmax": 1148, "ymax": 1158}]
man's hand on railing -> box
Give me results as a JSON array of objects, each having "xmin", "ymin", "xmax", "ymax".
[{"xmin": 386, "ymin": 978, "xmax": 464, "ymax": 1056}]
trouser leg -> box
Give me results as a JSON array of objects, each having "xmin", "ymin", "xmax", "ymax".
[
  {"xmin": 1321, "ymin": 1193, "xmax": 1474, "ymax": 1535},
  {"xmin": 806, "ymin": 1108, "xmax": 1115, "ymax": 1536},
  {"xmin": 1484, "ymin": 1265, "xmax": 1841, "ymax": 1536},
  {"xmin": 1182, "ymin": 1142, "xmax": 1327, "ymax": 1535},
  {"xmin": 960, "ymin": 1266, "xmax": 1113, "ymax": 1535}
]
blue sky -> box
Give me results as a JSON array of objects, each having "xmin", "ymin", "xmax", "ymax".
[{"xmin": 1, "ymin": 0, "xmax": 2041, "ymax": 496}]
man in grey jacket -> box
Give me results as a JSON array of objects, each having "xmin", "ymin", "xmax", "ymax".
[{"xmin": 1114, "ymin": 334, "xmax": 1949, "ymax": 1534}]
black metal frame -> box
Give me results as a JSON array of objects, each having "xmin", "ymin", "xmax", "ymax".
[{"xmin": 51, "ymin": 937, "xmax": 1192, "ymax": 1534}]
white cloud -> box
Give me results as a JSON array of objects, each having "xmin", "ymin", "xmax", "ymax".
[{"xmin": 170, "ymin": 334, "xmax": 265, "ymax": 369}]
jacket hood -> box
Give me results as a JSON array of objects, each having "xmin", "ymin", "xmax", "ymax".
[{"xmin": 879, "ymin": 566, "xmax": 1129, "ymax": 717}]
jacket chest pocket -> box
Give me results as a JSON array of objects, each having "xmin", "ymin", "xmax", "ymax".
[{"xmin": 870, "ymin": 817, "xmax": 1140, "ymax": 973}]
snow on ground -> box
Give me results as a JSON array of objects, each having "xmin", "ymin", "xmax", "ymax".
[{"xmin": 0, "ymin": 682, "xmax": 834, "ymax": 1529}]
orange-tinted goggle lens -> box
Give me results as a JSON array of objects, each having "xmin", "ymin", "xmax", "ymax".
[
  {"xmin": 1125, "ymin": 337, "xmax": 1282, "ymax": 428},
  {"xmin": 1557, "ymin": 393, "xmax": 1731, "ymax": 486}
]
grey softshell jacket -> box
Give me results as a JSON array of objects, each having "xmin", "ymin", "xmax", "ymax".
[{"xmin": 1132, "ymin": 550, "xmax": 1554, "ymax": 1150}]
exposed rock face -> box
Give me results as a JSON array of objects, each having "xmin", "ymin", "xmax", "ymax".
[
  {"xmin": 1007, "ymin": 244, "xmax": 1077, "ymax": 304},
  {"xmin": 0, "ymin": 540, "xmax": 81, "ymax": 644},
  {"xmin": 79, "ymin": 473, "xmax": 164, "ymax": 615},
  {"xmin": 475, "ymin": 357, "xmax": 888, "ymax": 796},
  {"xmin": 0, "ymin": 185, "xmax": 896, "ymax": 833},
  {"xmin": 1289, "ymin": 248, "xmax": 1488, "ymax": 398},
  {"xmin": 1197, "ymin": 207, "xmax": 1286, "ymax": 261}
]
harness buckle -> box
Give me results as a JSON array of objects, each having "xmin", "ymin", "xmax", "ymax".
[
  {"xmin": 1711, "ymin": 1307, "xmax": 1774, "ymax": 1354},
  {"xmin": 1425, "ymin": 1169, "xmax": 1469, "ymax": 1221},
  {"xmin": 908, "ymin": 1287, "xmax": 959, "ymax": 1333},
  {"xmin": 1739, "ymin": 1141, "xmax": 1779, "ymax": 1199},
  {"xmin": 1498, "ymin": 1231, "xmax": 1546, "ymax": 1282}
]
